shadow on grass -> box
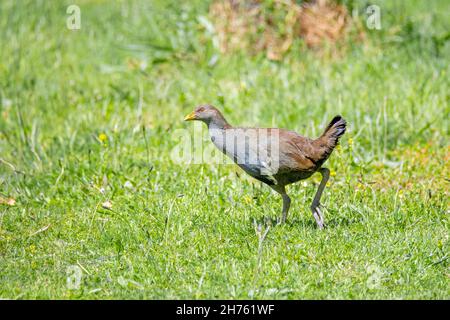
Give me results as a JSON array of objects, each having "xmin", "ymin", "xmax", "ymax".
[
  {"xmin": 325, "ymin": 216, "xmax": 360, "ymax": 228},
  {"xmin": 254, "ymin": 212, "xmax": 360, "ymax": 230},
  {"xmin": 252, "ymin": 215, "xmax": 318, "ymax": 230}
]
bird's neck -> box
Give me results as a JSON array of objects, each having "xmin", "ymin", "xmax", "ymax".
[{"xmin": 207, "ymin": 115, "xmax": 231, "ymax": 130}]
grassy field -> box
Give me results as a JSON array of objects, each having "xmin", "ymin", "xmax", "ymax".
[{"xmin": 0, "ymin": 0, "xmax": 448, "ymax": 299}]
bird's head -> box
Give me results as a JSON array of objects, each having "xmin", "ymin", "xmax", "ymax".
[{"xmin": 184, "ymin": 105, "xmax": 227, "ymax": 126}]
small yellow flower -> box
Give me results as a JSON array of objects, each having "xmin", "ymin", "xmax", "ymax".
[
  {"xmin": 326, "ymin": 181, "xmax": 331, "ymax": 187},
  {"xmin": 28, "ymin": 244, "xmax": 37, "ymax": 254},
  {"xmin": 243, "ymin": 195, "xmax": 252, "ymax": 204},
  {"xmin": 98, "ymin": 133, "xmax": 107, "ymax": 143},
  {"xmin": 330, "ymin": 170, "xmax": 336, "ymax": 177},
  {"xmin": 348, "ymin": 138, "xmax": 353, "ymax": 145}
]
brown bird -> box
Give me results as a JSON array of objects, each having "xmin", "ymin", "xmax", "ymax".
[{"xmin": 184, "ymin": 105, "xmax": 346, "ymax": 228}]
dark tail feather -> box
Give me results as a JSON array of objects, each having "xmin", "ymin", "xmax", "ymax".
[
  {"xmin": 321, "ymin": 115, "xmax": 346, "ymax": 146},
  {"xmin": 314, "ymin": 115, "xmax": 347, "ymax": 161}
]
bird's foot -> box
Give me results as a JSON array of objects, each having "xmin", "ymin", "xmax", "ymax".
[
  {"xmin": 276, "ymin": 217, "xmax": 286, "ymax": 226},
  {"xmin": 312, "ymin": 206, "xmax": 325, "ymax": 230}
]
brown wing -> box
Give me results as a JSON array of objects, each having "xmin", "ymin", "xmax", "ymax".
[
  {"xmin": 218, "ymin": 127, "xmax": 323, "ymax": 180},
  {"xmin": 276, "ymin": 130, "xmax": 323, "ymax": 173}
]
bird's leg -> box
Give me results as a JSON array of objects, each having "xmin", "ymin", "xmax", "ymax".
[
  {"xmin": 271, "ymin": 185, "xmax": 290, "ymax": 224},
  {"xmin": 281, "ymin": 193, "xmax": 291, "ymax": 224},
  {"xmin": 310, "ymin": 168, "xmax": 330, "ymax": 229}
]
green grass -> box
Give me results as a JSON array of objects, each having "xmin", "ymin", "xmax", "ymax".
[{"xmin": 0, "ymin": 0, "xmax": 448, "ymax": 299}]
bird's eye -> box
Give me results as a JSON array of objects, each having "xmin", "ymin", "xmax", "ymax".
[{"xmin": 197, "ymin": 107, "xmax": 205, "ymax": 112}]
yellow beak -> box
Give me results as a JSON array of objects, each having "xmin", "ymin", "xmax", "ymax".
[{"xmin": 184, "ymin": 111, "xmax": 197, "ymax": 121}]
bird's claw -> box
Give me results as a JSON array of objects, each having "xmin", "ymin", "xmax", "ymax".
[
  {"xmin": 312, "ymin": 206, "xmax": 325, "ymax": 229},
  {"xmin": 276, "ymin": 217, "xmax": 286, "ymax": 226}
]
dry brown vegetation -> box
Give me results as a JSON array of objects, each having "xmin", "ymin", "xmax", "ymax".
[{"xmin": 209, "ymin": 0, "xmax": 362, "ymax": 60}]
